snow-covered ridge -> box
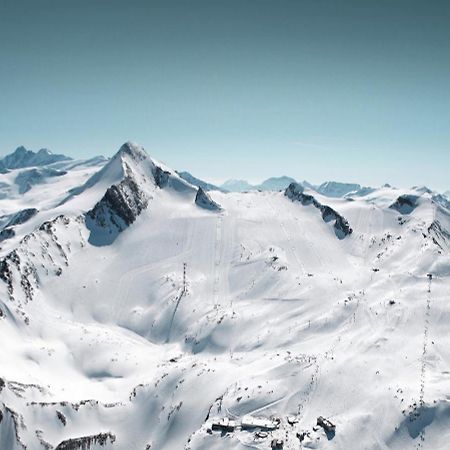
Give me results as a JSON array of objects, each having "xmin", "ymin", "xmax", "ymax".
[{"xmin": 285, "ymin": 182, "xmax": 353, "ymax": 239}]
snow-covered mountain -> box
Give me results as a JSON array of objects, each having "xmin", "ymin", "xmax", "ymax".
[
  {"xmin": 221, "ymin": 176, "xmax": 296, "ymax": 192},
  {"xmin": 221, "ymin": 179, "xmax": 254, "ymax": 192},
  {"xmin": 1, "ymin": 146, "xmax": 71, "ymax": 170},
  {"xmin": 315, "ymin": 181, "xmax": 362, "ymax": 198},
  {"xmin": 258, "ymin": 176, "xmax": 297, "ymax": 191},
  {"xmin": 0, "ymin": 142, "xmax": 450, "ymax": 450}
]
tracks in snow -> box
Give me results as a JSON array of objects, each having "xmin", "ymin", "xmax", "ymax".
[
  {"xmin": 266, "ymin": 196, "xmax": 306, "ymax": 277},
  {"xmin": 413, "ymin": 276, "xmax": 433, "ymax": 449},
  {"xmin": 166, "ymin": 263, "xmax": 187, "ymax": 342}
]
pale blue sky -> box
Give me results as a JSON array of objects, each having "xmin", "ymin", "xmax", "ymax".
[{"xmin": 1, "ymin": 0, "xmax": 449, "ymax": 190}]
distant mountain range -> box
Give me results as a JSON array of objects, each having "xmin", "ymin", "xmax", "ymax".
[
  {"xmin": 0, "ymin": 146, "xmax": 71, "ymax": 172},
  {"xmin": 219, "ymin": 176, "xmax": 297, "ymax": 192},
  {"xmin": 2, "ymin": 147, "xmax": 448, "ymax": 200}
]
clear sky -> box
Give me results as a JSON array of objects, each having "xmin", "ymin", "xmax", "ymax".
[{"xmin": 1, "ymin": 0, "xmax": 449, "ymax": 190}]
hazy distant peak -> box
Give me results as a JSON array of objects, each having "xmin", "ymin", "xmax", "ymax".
[
  {"xmin": 316, "ymin": 181, "xmax": 362, "ymax": 198},
  {"xmin": 1, "ymin": 145, "xmax": 71, "ymax": 169},
  {"xmin": 220, "ymin": 179, "xmax": 254, "ymax": 192}
]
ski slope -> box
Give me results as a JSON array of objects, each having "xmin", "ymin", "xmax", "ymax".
[{"xmin": 0, "ymin": 143, "xmax": 449, "ymax": 450}]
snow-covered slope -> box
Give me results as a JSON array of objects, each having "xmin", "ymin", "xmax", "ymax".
[{"xmin": 0, "ymin": 143, "xmax": 449, "ymax": 450}]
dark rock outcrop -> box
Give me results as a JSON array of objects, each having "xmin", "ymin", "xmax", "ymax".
[
  {"xmin": 86, "ymin": 176, "xmax": 149, "ymax": 246},
  {"xmin": 390, "ymin": 195, "xmax": 419, "ymax": 215},
  {"xmin": 153, "ymin": 166, "xmax": 170, "ymax": 188},
  {"xmin": 4, "ymin": 208, "xmax": 38, "ymax": 228},
  {"xmin": 55, "ymin": 432, "xmax": 116, "ymax": 450},
  {"xmin": 56, "ymin": 410, "xmax": 67, "ymax": 426},
  {"xmin": 428, "ymin": 220, "xmax": 450, "ymax": 250},
  {"xmin": 285, "ymin": 182, "xmax": 353, "ymax": 239},
  {"xmin": 195, "ymin": 187, "xmax": 221, "ymax": 211},
  {"xmin": 0, "ymin": 215, "xmax": 84, "ymax": 324},
  {"xmin": 0, "ymin": 227, "xmax": 15, "ymax": 242}
]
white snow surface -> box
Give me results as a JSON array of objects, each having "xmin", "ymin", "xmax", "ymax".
[{"xmin": 0, "ymin": 143, "xmax": 449, "ymax": 450}]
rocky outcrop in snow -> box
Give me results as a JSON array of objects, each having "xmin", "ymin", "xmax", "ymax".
[
  {"xmin": 195, "ymin": 187, "xmax": 221, "ymax": 211},
  {"xmin": 0, "ymin": 228, "xmax": 15, "ymax": 242},
  {"xmin": 0, "ymin": 215, "xmax": 86, "ymax": 322},
  {"xmin": 3, "ymin": 208, "xmax": 38, "ymax": 228},
  {"xmin": 86, "ymin": 176, "xmax": 149, "ymax": 245},
  {"xmin": 55, "ymin": 432, "xmax": 116, "ymax": 450},
  {"xmin": 390, "ymin": 194, "xmax": 419, "ymax": 215},
  {"xmin": 285, "ymin": 182, "xmax": 353, "ymax": 239}
]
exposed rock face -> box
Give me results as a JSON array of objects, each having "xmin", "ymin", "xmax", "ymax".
[
  {"xmin": 432, "ymin": 194, "xmax": 450, "ymax": 211},
  {"xmin": 153, "ymin": 166, "xmax": 170, "ymax": 188},
  {"xmin": 285, "ymin": 182, "xmax": 353, "ymax": 239},
  {"xmin": 428, "ymin": 220, "xmax": 450, "ymax": 250},
  {"xmin": 0, "ymin": 227, "xmax": 15, "ymax": 242},
  {"xmin": 0, "ymin": 215, "xmax": 86, "ymax": 322},
  {"xmin": 86, "ymin": 176, "xmax": 149, "ymax": 245},
  {"xmin": 55, "ymin": 432, "xmax": 116, "ymax": 450},
  {"xmin": 4, "ymin": 208, "xmax": 38, "ymax": 228},
  {"xmin": 195, "ymin": 187, "xmax": 221, "ymax": 211},
  {"xmin": 390, "ymin": 194, "xmax": 419, "ymax": 215}
]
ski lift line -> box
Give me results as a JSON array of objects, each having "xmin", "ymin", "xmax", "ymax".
[{"xmin": 166, "ymin": 262, "xmax": 187, "ymax": 342}]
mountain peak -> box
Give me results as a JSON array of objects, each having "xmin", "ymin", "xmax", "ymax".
[
  {"xmin": 1, "ymin": 145, "xmax": 71, "ymax": 169},
  {"xmin": 116, "ymin": 141, "xmax": 148, "ymax": 161}
]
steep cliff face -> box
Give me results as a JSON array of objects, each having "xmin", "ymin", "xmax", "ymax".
[
  {"xmin": 194, "ymin": 187, "xmax": 221, "ymax": 211},
  {"xmin": 2, "ymin": 208, "xmax": 38, "ymax": 228},
  {"xmin": 85, "ymin": 175, "xmax": 149, "ymax": 245},
  {"xmin": 285, "ymin": 182, "xmax": 353, "ymax": 239},
  {"xmin": 390, "ymin": 194, "xmax": 420, "ymax": 214}
]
